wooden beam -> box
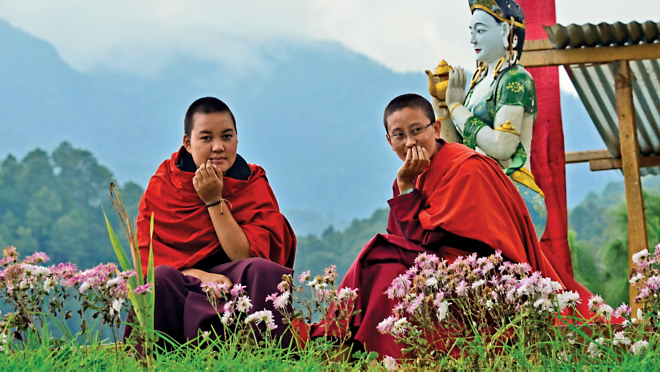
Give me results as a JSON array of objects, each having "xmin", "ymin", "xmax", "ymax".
[
  {"xmin": 614, "ymin": 60, "xmax": 648, "ymax": 313},
  {"xmin": 523, "ymin": 39, "xmax": 553, "ymax": 52},
  {"xmin": 520, "ymin": 42, "xmax": 660, "ymax": 68},
  {"xmin": 589, "ymin": 155, "xmax": 660, "ymax": 171},
  {"xmin": 565, "ymin": 149, "xmax": 611, "ymax": 164}
]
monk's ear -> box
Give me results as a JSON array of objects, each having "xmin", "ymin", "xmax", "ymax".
[
  {"xmin": 386, "ymin": 134, "xmax": 394, "ymax": 149},
  {"xmin": 433, "ymin": 119, "xmax": 442, "ymax": 140},
  {"xmin": 183, "ymin": 134, "xmax": 192, "ymax": 152}
]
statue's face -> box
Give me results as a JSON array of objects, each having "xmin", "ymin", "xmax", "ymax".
[{"xmin": 470, "ymin": 9, "xmax": 508, "ymax": 64}]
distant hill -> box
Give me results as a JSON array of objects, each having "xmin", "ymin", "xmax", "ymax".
[{"xmin": 0, "ymin": 19, "xmax": 631, "ymax": 236}]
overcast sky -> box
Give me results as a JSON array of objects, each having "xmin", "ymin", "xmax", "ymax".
[{"xmin": 2, "ymin": 0, "xmax": 659, "ymax": 88}]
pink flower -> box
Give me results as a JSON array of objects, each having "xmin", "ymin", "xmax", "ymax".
[
  {"xmin": 377, "ymin": 316, "xmax": 397, "ymax": 334},
  {"xmin": 273, "ymin": 291, "xmax": 290, "ymax": 310},
  {"xmin": 236, "ymin": 295, "xmax": 252, "ymax": 312},
  {"xmin": 383, "ymin": 355, "xmax": 398, "ymax": 370},
  {"xmin": 231, "ymin": 283, "xmax": 246, "ymax": 297},
  {"xmin": 433, "ymin": 291, "xmax": 445, "ymax": 308},
  {"xmin": 277, "ymin": 281, "xmax": 289, "ymax": 293},
  {"xmin": 297, "ymin": 270, "xmax": 310, "ymax": 284},
  {"xmin": 265, "ymin": 292, "xmax": 278, "ymax": 302},
  {"xmin": 51, "ymin": 262, "xmax": 78, "ymax": 280},
  {"xmin": 406, "ymin": 293, "xmax": 424, "ymax": 315},
  {"xmin": 613, "ymin": 303, "xmax": 631, "ymax": 318},
  {"xmin": 133, "ymin": 283, "xmax": 153, "ymax": 295},
  {"xmin": 0, "ymin": 257, "xmax": 14, "ymax": 266},
  {"xmin": 24, "ymin": 252, "xmax": 50, "ymax": 264},
  {"xmin": 456, "ymin": 281, "xmax": 468, "ymax": 296},
  {"xmin": 323, "ymin": 265, "xmax": 338, "ymax": 282}
]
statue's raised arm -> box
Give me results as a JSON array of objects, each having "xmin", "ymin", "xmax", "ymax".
[{"xmin": 428, "ymin": 0, "xmax": 547, "ymax": 239}]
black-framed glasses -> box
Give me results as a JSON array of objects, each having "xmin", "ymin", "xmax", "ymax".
[{"xmin": 387, "ymin": 122, "xmax": 434, "ymax": 143}]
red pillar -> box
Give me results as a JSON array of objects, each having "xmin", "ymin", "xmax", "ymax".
[{"xmin": 516, "ymin": 1, "xmax": 573, "ymax": 276}]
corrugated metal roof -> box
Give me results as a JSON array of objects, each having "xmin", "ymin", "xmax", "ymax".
[{"xmin": 544, "ymin": 21, "xmax": 660, "ymax": 176}]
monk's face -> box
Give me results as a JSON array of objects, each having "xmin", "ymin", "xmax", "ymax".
[
  {"xmin": 386, "ymin": 107, "xmax": 441, "ymax": 161},
  {"xmin": 183, "ymin": 111, "xmax": 238, "ymax": 174}
]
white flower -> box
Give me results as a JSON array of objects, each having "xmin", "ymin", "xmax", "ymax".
[
  {"xmin": 236, "ymin": 295, "xmax": 252, "ymax": 312},
  {"xmin": 597, "ymin": 304, "xmax": 614, "ymax": 320},
  {"xmin": 43, "ymin": 278, "xmax": 54, "ymax": 292},
  {"xmin": 111, "ymin": 298, "xmax": 124, "ymax": 316},
  {"xmin": 273, "ymin": 291, "xmax": 290, "ymax": 310},
  {"xmin": 383, "ymin": 355, "xmax": 398, "ymax": 370},
  {"xmin": 632, "ymin": 249, "xmax": 649, "ymax": 264},
  {"xmin": 612, "ymin": 331, "xmax": 630, "ymax": 346},
  {"xmin": 631, "ymin": 340, "xmax": 649, "ymax": 355},
  {"xmin": 221, "ymin": 311, "xmax": 233, "ymax": 325},
  {"xmin": 244, "ymin": 310, "xmax": 274, "ymax": 325},
  {"xmin": 557, "ymin": 291, "xmax": 581, "ymax": 310},
  {"xmin": 630, "ymin": 273, "xmax": 645, "ymax": 285},
  {"xmin": 19, "ymin": 280, "xmax": 29, "ymax": 290},
  {"xmin": 588, "ymin": 337, "xmax": 605, "ymax": 358},
  {"xmin": 437, "ymin": 301, "xmax": 451, "ymax": 321},
  {"xmin": 425, "ymin": 277, "xmax": 438, "ymax": 288},
  {"xmin": 485, "ymin": 300, "xmax": 493, "ymax": 309},
  {"xmin": 533, "ymin": 298, "xmax": 553, "ymax": 312},
  {"xmin": 307, "ymin": 278, "xmax": 318, "ymax": 287},
  {"xmin": 392, "ymin": 317, "xmax": 409, "ymax": 335},
  {"xmin": 106, "ymin": 277, "xmax": 122, "ymax": 287},
  {"xmin": 337, "ymin": 287, "xmax": 358, "ymax": 301},
  {"xmin": 79, "ymin": 281, "xmax": 91, "ymax": 293},
  {"xmin": 471, "ymin": 279, "xmax": 486, "ymax": 289}
]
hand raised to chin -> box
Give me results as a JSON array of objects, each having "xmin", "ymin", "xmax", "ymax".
[
  {"xmin": 396, "ymin": 146, "xmax": 430, "ymax": 193},
  {"xmin": 192, "ymin": 160, "xmax": 224, "ymax": 204}
]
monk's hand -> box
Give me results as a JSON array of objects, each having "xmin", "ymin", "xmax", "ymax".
[
  {"xmin": 206, "ymin": 272, "xmax": 233, "ymax": 298},
  {"xmin": 192, "ymin": 160, "xmax": 224, "ymax": 205},
  {"xmin": 396, "ymin": 146, "xmax": 430, "ymax": 193},
  {"xmin": 446, "ymin": 66, "xmax": 467, "ymax": 108}
]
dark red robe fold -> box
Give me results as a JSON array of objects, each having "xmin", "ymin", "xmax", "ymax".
[
  {"xmin": 136, "ymin": 147, "xmax": 296, "ymax": 273},
  {"xmin": 311, "ymin": 142, "xmax": 591, "ymax": 359}
]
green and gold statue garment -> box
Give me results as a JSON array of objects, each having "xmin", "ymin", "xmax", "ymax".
[{"xmin": 460, "ymin": 64, "xmax": 547, "ymax": 238}]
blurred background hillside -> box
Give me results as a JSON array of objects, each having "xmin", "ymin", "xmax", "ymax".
[{"xmin": 1, "ymin": 13, "xmax": 659, "ymax": 307}]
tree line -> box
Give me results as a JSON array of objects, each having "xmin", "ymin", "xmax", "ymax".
[
  {"xmin": 0, "ymin": 142, "xmax": 142, "ymax": 269},
  {"xmin": 1, "ymin": 142, "xmax": 659, "ymax": 308}
]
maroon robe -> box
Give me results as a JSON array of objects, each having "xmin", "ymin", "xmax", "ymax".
[
  {"xmin": 311, "ymin": 141, "xmax": 590, "ymax": 359},
  {"xmin": 124, "ymin": 148, "xmax": 297, "ymax": 347}
]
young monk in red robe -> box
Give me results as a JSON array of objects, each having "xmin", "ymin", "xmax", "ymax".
[
  {"xmin": 124, "ymin": 97, "xmax": 296, "ymax": 346},
  {"xmin": 310, "ymin": 93, "xmax": 592, "ymax": 359}
]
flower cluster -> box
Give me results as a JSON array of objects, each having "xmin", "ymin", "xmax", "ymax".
[
  {"xmin": 0, "ymin": 246, "xmax": 138, "ymax": 348},
  {"xmin": 377, "ymin": 251, "xmax": 580, "ymax": 361},
  {"xmin": 267, "ymin": 265, "xmax": 359, "ymax": 353}
]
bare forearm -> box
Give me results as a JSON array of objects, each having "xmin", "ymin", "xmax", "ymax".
[
  {"xmin": 207, "ymin": 205, "xmax": 252, "ymax": 261},
  {"xmin": 181, "ymin": 268, "xmax": 209, "ymax": 281}
]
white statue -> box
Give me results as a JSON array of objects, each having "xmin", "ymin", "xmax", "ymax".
[{"xmin": 429, "ymin": 0, "xmax": 547, "ymax": 239}]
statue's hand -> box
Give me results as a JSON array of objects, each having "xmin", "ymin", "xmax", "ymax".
[{"xmin": 446, "ymin": 66, "xmax": 468, "ymax": 107}]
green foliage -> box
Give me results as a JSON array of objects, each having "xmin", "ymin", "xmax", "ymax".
[
  {"xmin": 569, "ymin": 180, "xmax": 660, "ymax": 306},
  {"xmin": 294, "ymin": 208, "xmax": 389, "ymax": 278},
  {"xmin": 0, "ymin": 142, "xmax": 143, "ymax": 269}
]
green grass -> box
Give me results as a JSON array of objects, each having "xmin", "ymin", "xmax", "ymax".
[{"xmin": 1, "ymin": 322, "xmax": 659, "ymax": 371}]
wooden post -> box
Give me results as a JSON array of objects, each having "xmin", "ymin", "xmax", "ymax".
[{"xmin": 614, "ymin": 60, "xmax": 648, "ymax": 311}]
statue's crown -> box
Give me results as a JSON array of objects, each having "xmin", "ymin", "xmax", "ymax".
[{"xmin": 469, "ymin": 0, "xmax": 525, "ymax": 30}]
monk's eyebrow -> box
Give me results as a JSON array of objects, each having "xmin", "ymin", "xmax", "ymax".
[
  {"xmin": 222, "ymin": 128, "xmax": 235, "ymax": 134},
  {"xmin": 198, "ymin": 130, "xmax": 213, "ymax": 135}
]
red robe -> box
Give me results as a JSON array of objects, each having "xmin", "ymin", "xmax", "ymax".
[
  {"xmin": 136, "ymin": 147, "xmax": 296, "ymax": 273},
  {"xmin": 311, "ymin": 141, "xmax": 591, "ymax": 359}
]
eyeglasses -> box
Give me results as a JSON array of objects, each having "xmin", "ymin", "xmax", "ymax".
[{"xmin": 387, "ymin": 122, "xmax": 434, "ymax": 143}]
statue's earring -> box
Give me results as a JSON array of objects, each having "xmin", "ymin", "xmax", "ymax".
[
  {"xmin": 508, "ymin": 17, "xmax": 519, "ymax": 66},
  {"xmin": 493, "ymin": 57, "xmax": 506, "ymax": 79}
]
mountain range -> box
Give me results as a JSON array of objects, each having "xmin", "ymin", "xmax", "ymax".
[{"xmin": 0, "ymin": 19, "xmax": 627, "ymax": 235}]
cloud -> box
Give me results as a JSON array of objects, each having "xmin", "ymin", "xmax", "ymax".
[{"xmin": 1, "ymin": 0, "xmax": 659, "ymax": 90}]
